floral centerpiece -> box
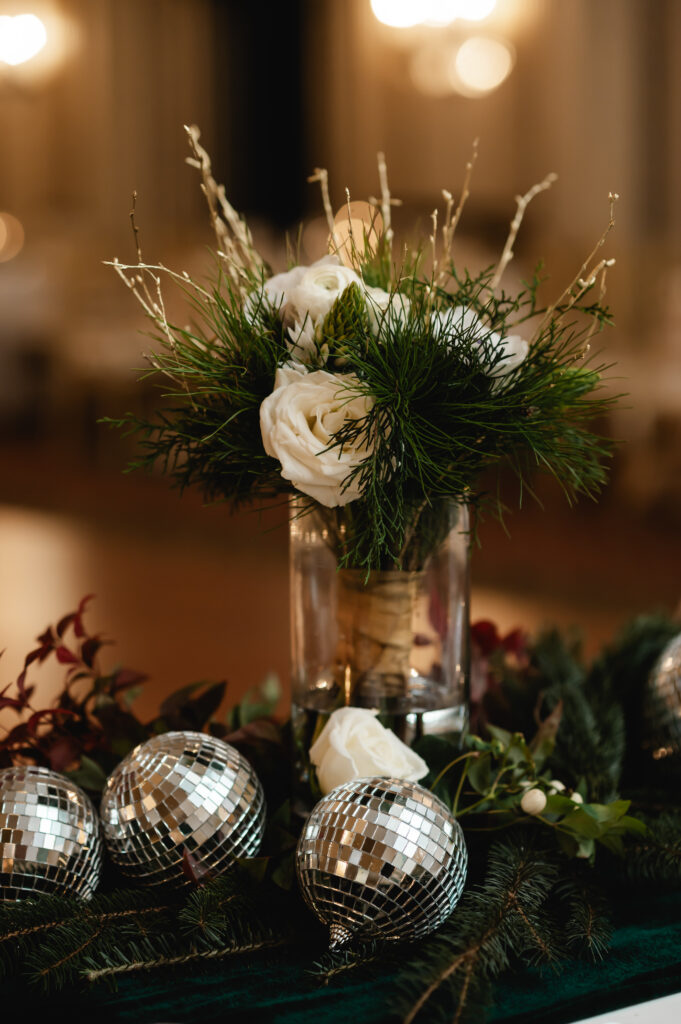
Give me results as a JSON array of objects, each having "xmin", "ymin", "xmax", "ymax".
[{"xmin": 109, "ymin": 127, "xmax": 617, "ymax": 745}]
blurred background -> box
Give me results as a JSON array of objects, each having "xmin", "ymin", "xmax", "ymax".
[{"xmin": 0, "ymin": 0, "xmax": 679, "ymax": 718}]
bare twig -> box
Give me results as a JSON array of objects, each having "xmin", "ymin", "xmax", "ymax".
[
  {"xmin": 185, "ymin": 123, "xmax": 263, "ymax": 294},
  {"xmin": 490, "ymin": 172, "xmax": 558, "ymax": 291},
  {"xmin": 308, "ymin": 167, "xmax": 340, "ymax": 251},
  {"xmin": 533, "ymin": 191, "xmax": 619, "ymax": 343},
  {"xmin": 438, "ymin": 138, "xmax": 479, "ymax": 287}
]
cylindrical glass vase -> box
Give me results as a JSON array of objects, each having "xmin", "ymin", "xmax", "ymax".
[{"xmin": 290, "ymin": 500, "xmax": 469, "ymax": 765}]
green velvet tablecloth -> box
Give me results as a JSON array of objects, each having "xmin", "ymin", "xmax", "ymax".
[{"xmin": 8, "ymin": 888, "xmax": 681, "ymax": 1023}]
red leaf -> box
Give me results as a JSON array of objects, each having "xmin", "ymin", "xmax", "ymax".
[
  {"xmin": 74, "ymin": 594, "xmax": 95, "ymax": 638},
  {"xmin": 3, "ymin": 721, "xmax": 31, "ymax": 745},
  {"xmin": 0, "ymin": 695, "xmax": 24, "ymax": 712},
  {"xmin": 47, "ymin": 735, "xmax": 80, "ymax": 772},
  {"xmin": 80, "ymin": 637, "xmax": 103, "ymax": 669},
  {"xmin": 36, "ymin": 628, "xmax": 55, "ymax": 649},
  {"xmin": 502, "ymin": 628, "xmax": 528, "ymax": 657},
  {"xmin": 27, "ymin": 708, "xmax": 77, "ymax": 737},
  {"xmin": 471, "ymin": 620, "xmax": 502, "ymax": 656},
  {"xmin": 56, "ymin": 646, "xmax": 79, "ymax": 665},
  {"xmin": 56, "ymin": 613, "xmax": 75, "ymax": 638}
]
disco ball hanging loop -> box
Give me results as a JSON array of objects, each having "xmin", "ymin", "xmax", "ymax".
[
  {"xmin": 0, "ymin": 765, "xmax": 102, "ymax": 901},
  {"xmin": 296, "ymin": 776, "xmax": 467, "ymax": 948},
  {"xmin": 100, "ymin": 730, "xmax": 266, "ymax": 888}
]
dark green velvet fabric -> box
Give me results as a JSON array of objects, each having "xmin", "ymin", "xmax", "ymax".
[{"xmin": 8, "ymin": 888, "xmax": 681, "ymax": 1023}]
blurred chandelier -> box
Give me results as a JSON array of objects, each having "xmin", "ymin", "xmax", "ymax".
[{"xmin": 370, "ymin": 0, "xmax": 523, "ymax": 98}]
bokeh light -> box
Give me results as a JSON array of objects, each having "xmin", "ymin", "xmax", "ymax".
[
  {"xmin": 372, "ymin": 0, "xmax": 497, "ymax": 29},
  {"xmin": 370, "ymin": 0, "xmax": 423, "ymax": 29},
  {"xmin": 452, "ymin": 35, "xmax": 515, "ymax": 95},
  {"xmin": 0, "ymin": 13, "xmax": 47, "ymax": 66},
  {"xmin": 0, "ymin": 213, "xmax": 25, "ymax": 263}
]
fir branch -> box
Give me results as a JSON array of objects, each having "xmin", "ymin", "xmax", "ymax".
[
  {"xmin": 83, "ymin": 934, "xmax": 288, "ymax": 984},
  {"xmin": 308, "ymin": 940, "xmax": 386, "ymax": 986},
  {"xmin": 396, "ymin": 839, "xmax": 562, "ymax": 1024}
]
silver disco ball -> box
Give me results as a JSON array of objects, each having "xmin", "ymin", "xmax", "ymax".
[
  {"xmin": 100, "ymin": 730, "xmax": 266, "ymax": 887},
  {"xmin": 297, "ymin": 776, "xmax": 467, "ymax": 948},
  {"xmin": 0, "ymin": 765, "xmax": 102, "ymax": 902},
  {"xmin": 642, "ymin": 633, "xmax": 681, "ymax": 772}
]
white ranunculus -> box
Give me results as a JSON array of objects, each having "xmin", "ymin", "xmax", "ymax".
[
  {"xmin": 365, "ymin": 286, "xmax": 411, "ymax": 336},
  {"xmin": 309, "ymin": 707, "xmax": 429, "ymax": 795},
  {"xmin": 259, "ymin": 364, "xmax": 373, "ymax": 507},
  {"xmin": 286, "ymin": 257, "xmax": 363, "ymax": 325}
]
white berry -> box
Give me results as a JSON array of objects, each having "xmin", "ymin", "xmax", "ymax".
[
  {"xmin": 571, "ymin": 792, "xmax": 584, "ymax": 804},
  {"xmin": 520, "ymin": 788, "xmax": 547, "ymax": 815},
  {"xmin": 548, "ymin": 779, "xmax": 565, "ymax": 793}
]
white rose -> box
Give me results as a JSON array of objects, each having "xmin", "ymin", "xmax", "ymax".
[
  {"xmin": 430, "ymin": 305, "xmax": 529, "ymax": 382},
  {"xmin": 309, "ymin": 707, "xmax": 429, "ymax": 795},
  {"xmin": 486, "ymin": 333, "xmax": 529, "ymax": 379},
  {"xmin": 259, "ymin": 363, "xmax": 373, "ymax": 507},
  {"xmin": 244, "ymin": 264, "xmax": 306, "ymax": 323},
  {"xmin": 286, "ymin": 257, "xmax": 363, "ymax": 324},
  {"xmin": 365, "ymin": 286, "xmax": 411, "ymax": 336},
  {"xmin": 429, "ymin": 305, "xmax": 487, "ymax": 344}
]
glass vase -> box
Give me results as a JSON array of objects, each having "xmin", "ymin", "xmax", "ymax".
[{"xmin": 290, "ymin": 499, "xmax": 469, "ymax": 776}]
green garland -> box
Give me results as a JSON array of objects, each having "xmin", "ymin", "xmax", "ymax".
[{"xmin": 1, "ymin": 608, "xmax": 680, "ymax": 1022}]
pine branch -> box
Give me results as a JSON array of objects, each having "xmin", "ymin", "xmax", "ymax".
[
  {"xmin": 82, "ymin": 934, "xmax": 288, "ymax": 984},
  {"xmin": 395, "ymin": 839, "xmax": 563, "ymax": 1024}
]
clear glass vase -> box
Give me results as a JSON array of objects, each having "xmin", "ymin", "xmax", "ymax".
[{"xmin": 290, "ymin": 499, "xmax": 469, "ymax": 773}]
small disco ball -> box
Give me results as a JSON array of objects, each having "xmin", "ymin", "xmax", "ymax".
[
  {"xmin": 297, "ymin": 776, "xmax": 467, "ymax": 949},
  {"xmin": 0, "ymin": 765, "xmax": 102, "ymax": 902},
  {"xmin": 642, "ymin": 633, "xmax": 681, "ymax": 775},
  {"xmin": 100, "ymin": 730, "xmax": 266, "ymax": 888}
]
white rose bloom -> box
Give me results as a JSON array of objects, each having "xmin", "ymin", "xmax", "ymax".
[
  {"xmin": 243, "ymin": 264, "xmax": 306, "ymax": 324},
  {"xmin": 365, "ymin": 286, "xmax": 411, "ymax": 336},
  {"xmin": 286, "ymin": 258, "xmax": 363, "ymax": 324},
  {"xmin": 487, "ymin": 333, "xmax": 529, "ymax": 379},
  {"xmin": 259, "ymin": 364, "xmax": 373, "ymax": 507},
  {"xmin": 430, "ymin": 305, "xmax": 529, "ymax": 382},
  {"xmin": 309, "ymin": 707, "xmax": 429, "ymax": 795},
  {"xmin": 429, "ymin": 305, "xmax": 487, "ymax": 345}
]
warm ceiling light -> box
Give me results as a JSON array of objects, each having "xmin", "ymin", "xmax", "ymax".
[
  {"xmin": 372, "ymin": 0, "xmax": 497, "ymax": 28},
  {"xmin": 370, "ymin": 0, "xmax": 423, "ymax": 29},
  {"xmin": 452, "ymin": 35, "xmax": 514, "ymax": 95},
  {"xmin": 0, "ymin": 213, "xmax": 25, "ymax": 263},
  {"xmin": 0, "ymin": 13, "xmax": 47, "ymax": 66},
  {"xmin": 457, "ymin": 0, "xmax": 497, "ymax": 21},
  {"xmin": 422, "ymin": 1, "xmax": 460, "ymax": 27}
]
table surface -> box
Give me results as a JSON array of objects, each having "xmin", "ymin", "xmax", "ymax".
[{"xmin": 5, "ymin": 886, "xmax": 681, "ymax": 1024}]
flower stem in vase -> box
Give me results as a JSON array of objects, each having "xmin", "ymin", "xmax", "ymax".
[{"xmin": 336, "ymin": 569, "xmax": 424, "ymax": 709}]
